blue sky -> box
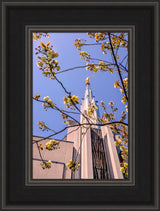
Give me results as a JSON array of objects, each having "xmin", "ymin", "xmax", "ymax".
[{"xmin": 33, "ymin": 33, "xmax": 128, "ymax": 140}]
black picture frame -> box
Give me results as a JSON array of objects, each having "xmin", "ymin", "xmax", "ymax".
[{"xmin": 1, "ymin": 1, "xmax": 159, "ymax": 210}]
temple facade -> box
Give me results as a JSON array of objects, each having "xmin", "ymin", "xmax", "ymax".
[{"xmin": 33, "ymin": 80, "xmax": 123, "ymax": 179}]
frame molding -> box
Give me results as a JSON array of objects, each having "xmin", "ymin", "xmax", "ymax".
[
  {"xmin": 25, "ymin": 25, "xmax": 135, "ymax": 186},
  {"xmin": 1, "ymin": 1, "xmax": 159, "ymax": 210}
]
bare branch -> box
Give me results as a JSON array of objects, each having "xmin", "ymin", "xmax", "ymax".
[
  {"xmin": 55, "ymin": 65, "xmax": 87, "ymax": 75},
  {"xmin": 108, "ymin": 33, "xmax": 128, "ymax": 101},
  {"xmin": 33, "ymin": 121, "xmax": 128, "ymax": 144},
  {"xmin": 54, "ymin": 75, "xmax": 71, "ymax": 95},
  {"xmin": 36, "ymin": 142, "xmax": 44, "ymax": 161}
]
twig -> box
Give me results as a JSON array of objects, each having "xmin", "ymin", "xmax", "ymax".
[{"xmin": 36, "ymin": 142, "xmax": 44, "ymax": 161}]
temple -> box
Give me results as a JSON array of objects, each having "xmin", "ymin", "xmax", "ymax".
[{"xmin": 33, "ymin": 78, "xmax": 123, "ymax": 179}]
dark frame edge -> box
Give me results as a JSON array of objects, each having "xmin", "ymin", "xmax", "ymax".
[
  {"xmin": 153, "ymin": 1, "xmax": 159, "ymax": 210},
  {"xmin": 1, "ymin": 1, "xmax": 159, "ymax": 6},
  {"xmin": 1, "ymin": 1, "xmax": 160, "ymax": 210},
  {"xmin": 2, "ymin": 1, "xmax": 7, "ymax": 210}
]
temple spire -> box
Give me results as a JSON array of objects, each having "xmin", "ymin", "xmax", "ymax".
[{"xmin": 80, "ymin": 77, "xmax": 100, "ymax": 127}]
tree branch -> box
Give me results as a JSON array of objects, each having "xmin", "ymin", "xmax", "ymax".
[
  {"xmin": 108, "ymin": 33, "xmax": 128, "ymax": 101},
  {"xmin": 33, "ymin": 121, "xmax": 128, "ymax": 144}
]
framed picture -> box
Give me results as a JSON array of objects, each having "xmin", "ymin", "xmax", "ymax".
[
  {"xmin": 31, "ymin": 29, "xmax": 132, "ymax": 183},
  {"xmin": 1, "ymin": 1, "xmax": 159, "ymax": 210}
]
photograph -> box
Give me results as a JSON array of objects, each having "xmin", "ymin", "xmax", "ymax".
[{"xmin": 32, "ymin": 32, "xmax": 128, "ymax": 180}]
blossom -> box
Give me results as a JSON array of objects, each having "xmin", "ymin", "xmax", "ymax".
[
  {"xmin": 33, "ymin": 33, "xmax": 50, "ymax": 40},
  {"xmin": 123, "ymin": 77, "xmax": 128, "ymax": 84},
  {"xmin": 63, "ymin": 95, "xmax": 79, "ymax": 108},
  {"xmin": 38, "ymin": 121, "xmax": 49, "ymax": 131},
  {"xmin": 120, "ymin": 167, "xmax": 125, "ymax": 173},
  {"xmin": 98, "ymin": 61, "xmax": 108, "ymax": 71},
  {"xmin": 66, "ymin": 160, "xmax": 80, "ymax": 172},
  {"xmin": 109, "ymin": 101, "xmax": 114, "ymax": 106},
  {"xmin": 41, "ymin": 57, "xmax": 46, "ymax": 62},
  {"xmin": 115, "ymin": 139, "xmax": 122, "ymax": 147},
  {"xmin": 54, "ymin": 52, "xmax": 59, "ymax": 57},
  {"xmin": 121, "ymin": 96, "xmax": 127, "ymax": 104},
  {"xmin": 40, "ymin": 42, "xmax": 46, "ymax": 48},
  {"xmin": 37, "ymin": 61, "xmax": 43, "ymax": 67},
  {"xmin": 46, "ymin": 41, "xmax": 50, "ymax": 47},
  {"xmin": 43, "ymin": 96, "xmax": 49, "ymax": 101},
  {"xmin": 33, "ymin": 94, "xmax": 41, "ymax": 100},
  {"xmin": 61, "ymin": 112, "xmax": 68, "ymax": 121},
  {"xmin": 125, "ymin": 105, "xmax": 128, "ymax": 112},
  {"xmin": 120, "ymin": 88, "xmax": 123, "ymax": 94},
  {"xmin": 38, "ymin": 143, "xmax": 43, "ymax": 150},
  {"xmin": 114, "ymin": 80, "xmax": 120, "ymax": 88},
  {"xmin": 79, "ymin": 51, "xmax": 90, "ymax": 61},
  {"xmin": 108, "ymin": 68, "xmax": 113, "ymax": 73},
  {"xmin": 43, "ymin": 96, "xmax": 55, "ymax": 110},
  {"xmin": 74, "ymin": 38, "xmax": 85, "ymax": 50},
  {"xmin": 87, "ymin": 102, "xmax": 98, "ymax": 117},
  {"xmin": 47, "ymin": 160, "xmax": 51, "ymax": 164},
  {"xmin": 120, "ymin": 160, "xmax": 128, "ymax": 178},
  {"xmin": 41, "ymin": 160, "xmax": 52, "ymax": 169},
  {"xmin": 54, "ymin": 60, "xmax": 58, "ymax": 65},
  {"xmin": 45, "ymin": 139, "xmax": 59, "ymax": 151},
  {"xmin": 56, "ymin": 66, "xmax": 60, "ymax": 71},
  {"xmin": 47, "ymin": 50, "xmax": 59, "ymax": 58},
  {"xmin": 86, "ymin": 63, "xmax": 98, "ymax": 72},
  {"xmin": 124, "ymin": 163, "xmax": 128, "ymax": 168}
]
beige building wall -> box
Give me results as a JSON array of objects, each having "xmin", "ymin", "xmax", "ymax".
[
  {"xmin": 32, "ymin": 136, "xmax": 74, "ymax": 179},
  {"xmin": 66, "ymin": 120, "xmax": 81, "ymax": 179},
  {"xmin": 101, "ymin": 126, "xmax": 123, "ymax": 179},
  {"xmin": 81, "ymin": 125, "xmax": 94, "ymax": 179},
  {"xmin": 33, "ymin": 160, "xmax": 64, "ymax": 179}
]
